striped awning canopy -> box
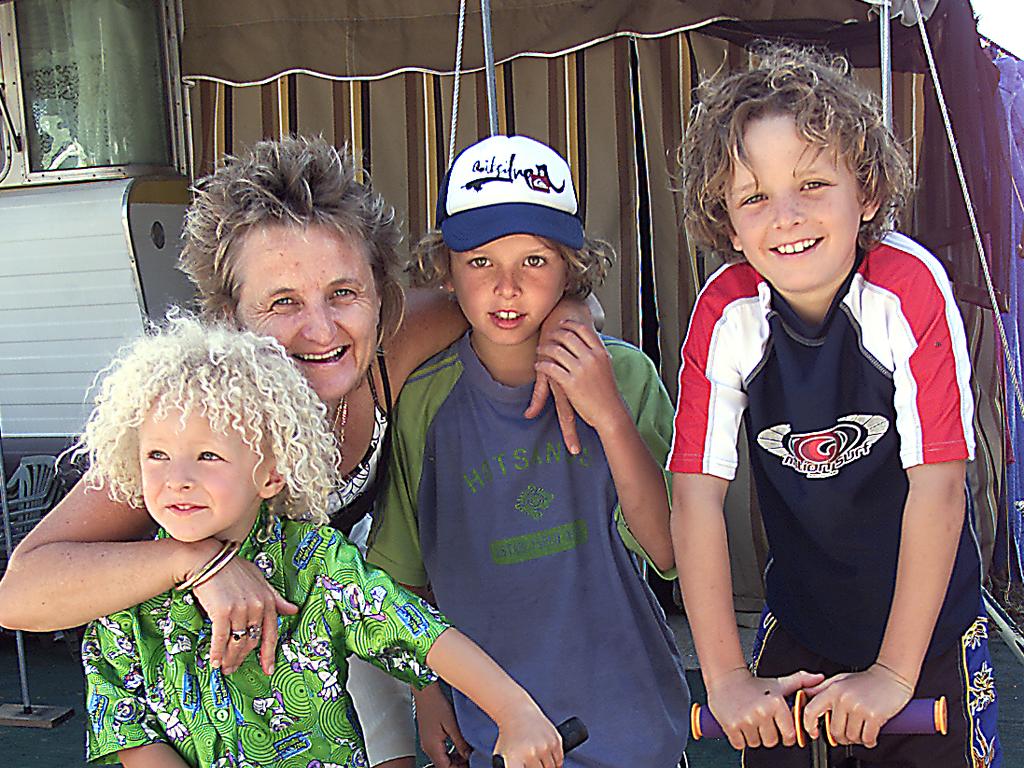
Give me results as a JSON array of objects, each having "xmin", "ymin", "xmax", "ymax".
[
  {"xmin": 181, "ymin": 0, "xmax": 1002, "ymax": 607},
  {"xmin": 180, "ymin": 0, "xmax": 937, "ymax": 86}
]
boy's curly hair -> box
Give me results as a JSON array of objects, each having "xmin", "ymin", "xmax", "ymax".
[
  {"xmin": 181, "ymin": 135, "xmax": 405, "ymax": 346},
  {"xmin": 681, "ymin": 42, "xmax": 913, "ymax": 255},
  {"xmin": 69, "ymin": 314, "xmax": 341, "ymax": 525},
  {"xmin": 407, "ymin": 230, "xmax": 614, "ymax": 299}
]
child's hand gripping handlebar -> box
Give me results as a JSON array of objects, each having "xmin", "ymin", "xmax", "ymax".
[
  {"xmin": 491, "ymin": 717, "xmax": 589, "ymax": 768},
  {"xmin": 690, "ymin": 691, "xmax": 948, "ymax": 745}
]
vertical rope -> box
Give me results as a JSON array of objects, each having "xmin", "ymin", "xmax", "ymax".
[
  {"xmin": 448, "ymin": 0, "xmax": 467, "ymax": 166},
  {"xmin": 909, "ymin": 0, "xmax": 1024, "ymax": 424}
]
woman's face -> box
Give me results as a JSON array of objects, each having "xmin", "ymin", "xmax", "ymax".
[{"xmin": 234, "ymin": 223, "xmax": 381, "ymax": 409}]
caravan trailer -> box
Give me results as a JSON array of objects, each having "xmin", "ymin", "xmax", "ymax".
[{"xmin": 0, "ymin": 1, "xmax": 193, "ymax": 469}]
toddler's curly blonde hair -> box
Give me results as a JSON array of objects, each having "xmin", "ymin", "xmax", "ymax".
[{"xmin": 69, "ymin": 314, "xmax": 340, "ymax": 525}]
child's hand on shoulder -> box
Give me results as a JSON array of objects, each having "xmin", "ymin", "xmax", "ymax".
[
  {"xmin": 706, "ymin": 667, "xmax": 824, "ymax": 751},
  {"xmin": 802, "ymin": 663, "xmax": 914, "ymax": 748},
  {"xmin": 492, "ymin": 698, "xmax": 563, "ymax": 768},
  {"xmin": 534, "ymin": 320, "xmax": 627, "ymax": 433}
]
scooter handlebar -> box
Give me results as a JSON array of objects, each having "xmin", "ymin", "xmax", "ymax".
[
  {"xmin": 491, "ymin": 716, "xmax": 589, "ymax": 768},
  {"xmin": 690, "ymin": 694, "xmax": 947, "ymax": 745}
]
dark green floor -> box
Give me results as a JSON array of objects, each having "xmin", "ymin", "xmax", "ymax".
[{"xmin": 1, "ymin": 628, "xmax": 1021, "ymax": 767}]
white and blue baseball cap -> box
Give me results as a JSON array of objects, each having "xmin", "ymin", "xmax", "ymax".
[{"xmin": 436, "ymin": 135, "xmax": 584, "ymax": 251}]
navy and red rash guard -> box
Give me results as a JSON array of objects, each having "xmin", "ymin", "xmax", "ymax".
[{"xmin": 669, "ymin": 232, "xmax": 981, "ymax": 668}]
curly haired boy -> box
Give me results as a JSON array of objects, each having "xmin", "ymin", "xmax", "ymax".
[{"xmin": 669, "ymin": 44, "xmax": 1000, "ymax": 767}]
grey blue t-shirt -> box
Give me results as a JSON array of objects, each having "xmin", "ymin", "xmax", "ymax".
[{"xmin": 368, "ymin": 333, "xmax": 690, "ymax": 768}]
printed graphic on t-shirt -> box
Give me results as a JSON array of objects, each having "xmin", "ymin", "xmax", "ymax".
[
  {"xmin": 462, "ymin": 443, "xmax": 590, "ymax": 494},
  {"xmin": 515, "ymin": 484, "xmax": 555, "ymax": 519},
  {"xmin": 489, "ymin": 519, "xmax": 589, "ymax": 566},
  {"xmin": 756, "ymin": 414, "xmax": 890, "ymax": 479}
]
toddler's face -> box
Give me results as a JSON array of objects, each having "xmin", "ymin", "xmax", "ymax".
[
  {"xmin": 138, "ymin": 407, "xmax": 283, "ymax": 543},
  {"xmin": 725, "ymin": 113, "xmax": 880, "ymax": 323}
]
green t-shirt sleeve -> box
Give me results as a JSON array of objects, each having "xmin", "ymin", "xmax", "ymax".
[
  {"xmin": 81, "ymin": 615, "xmax": 166, "ymax": 764},
  {"xmin": 367, "ymin": 355, "xmax": 462, "ymax": 587},
  {"xmin": 607, "ymin": 340, "xmax": 677, "ymax": 580},
  {"xmin": 365, "ymin": 413, "xmax": 428, "ymax": 585},
  {"xmin": 320, "ymin": 534, "xmax": 450, "ymax": 690}
]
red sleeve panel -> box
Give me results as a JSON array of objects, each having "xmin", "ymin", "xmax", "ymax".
[
  {"xmin": 668, "ymin": 263, "xmax": 767, "ymax": 478},
  {"xmin": 857, "ymin": 235, "xmax": 974, "ymax": 467}
]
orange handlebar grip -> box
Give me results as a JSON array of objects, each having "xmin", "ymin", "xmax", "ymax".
[
  {"xmin": 823, "ymin": 710, "xmax": 839, "ymax": 747},
  {"xmin": 935, "ymin": 696, "xmax": 948, "ymax": 735},
  {"xmin": 793, "ymin": 690, "xmax": 808, "ymax": 748}
]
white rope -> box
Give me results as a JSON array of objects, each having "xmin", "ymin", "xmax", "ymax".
[
  {"xmin": 448, "ymin": 0, "xmax": 467, "ymax": 167},
  {"xmin": 911, "ymin": 0, "xmax": 1024, "ymax": 661},
  {"xmin": 984, "ymin": 587, "xmax": 1024, "ymax": 665},
  {"xmin": 909, "ymin": 0, "xmax": 1024, "ymax": 425}
]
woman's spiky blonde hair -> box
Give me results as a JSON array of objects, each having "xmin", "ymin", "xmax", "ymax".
[
  {"xmin": 180, "ymin": 135, "xmax": 406, "ymax": 346},
  {"xmin": 70, "ymin": 314, "xmax": 340, "ymax": 525}
]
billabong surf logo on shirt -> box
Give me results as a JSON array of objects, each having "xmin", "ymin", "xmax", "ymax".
[{"xmin": 756, "ymin": 415, "xmax": 889, "ymax": 479}]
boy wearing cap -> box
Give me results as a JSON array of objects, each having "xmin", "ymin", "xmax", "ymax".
[{"xmin": 367, "ymin": 135, "xmax": 691, "ymax": 767}]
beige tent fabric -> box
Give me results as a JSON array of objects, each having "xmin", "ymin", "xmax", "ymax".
[
  {"xmin": 963, "ymin": 301, "xmax": 1005, "ymax": 580},
  {"xmin": 186, "ymin": 25, "xmax": 1002, "ymax": 614},
  {"xmin": 181, "ymin": 0, "xmax": 877, "ymax": 86}
]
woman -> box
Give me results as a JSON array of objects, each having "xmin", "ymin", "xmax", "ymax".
[{"xmin": 0, "ymin": 136, "xmax": 584, "ymax": 768}]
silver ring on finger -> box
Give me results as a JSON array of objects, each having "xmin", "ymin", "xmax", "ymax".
[
  {"xmin": 230, "ymin": 628, "xmax": 247, "ymax": 642},
  {"xmin": 246, "ymin": 623, "xmax": 262, "ymax": 640}
]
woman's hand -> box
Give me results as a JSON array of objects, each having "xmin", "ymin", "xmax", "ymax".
[
  {"xmin": 190, "ymin": 552, "xmax": 298, "ymax": 675},
  {"xmin": 414, "ymin": 683, "xmax": 471, "ymax": 766}
]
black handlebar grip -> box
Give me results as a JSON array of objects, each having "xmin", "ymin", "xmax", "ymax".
[{"xmin": 491, "ymin": 716, "xmax": 589, "ymax": 768}]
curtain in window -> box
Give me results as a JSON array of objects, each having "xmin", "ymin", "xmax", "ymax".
[{"xmin": 16, "ymin": 0, "xmax": 170, "ymax": 171}]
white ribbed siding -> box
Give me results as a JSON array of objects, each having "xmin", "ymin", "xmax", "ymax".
[{"xmin": 0, "ymin": 179, "xmax": 144, "ymax": 438}]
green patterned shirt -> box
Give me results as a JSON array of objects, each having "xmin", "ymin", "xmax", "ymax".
[{"xmin": 82, "ymin": 510, "xmax": 449, "ymax": 766}]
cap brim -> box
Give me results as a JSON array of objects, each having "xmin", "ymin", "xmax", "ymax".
[{"xmin": 440, "ymin": 202, "xmax": 584, "ymax": 251}]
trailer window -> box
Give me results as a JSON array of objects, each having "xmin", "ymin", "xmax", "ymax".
[{"xmin": 14, "ymin": 0, "xmax": 171, "ymax": 172}]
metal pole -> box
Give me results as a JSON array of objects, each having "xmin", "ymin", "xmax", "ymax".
[
  {"xmin": 480, "ymin": 0, "xmax": 499, "ymax": 135},
  {"xmin": 879, "ymin": 0, "xmax": 893, "ymax": 129},
  {"xmin": 0, "ymin": 417, "xmax": 32, "ymax": 713}
]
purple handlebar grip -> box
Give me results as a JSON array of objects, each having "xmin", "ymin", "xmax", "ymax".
[
  {"xmin": 824, "ymin": 696, "xmax": 947, "ymax": 746},
  {"xmin": 882, "ymin": 698, "xmax": 945, "ymax": 734},
  {"xmin": 692, "ymin": 702, "xmax": 726, "ymax": 740},
  {"xmin": 692, "ymin": 696, "xmax": 946, "ymax": 745}
]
